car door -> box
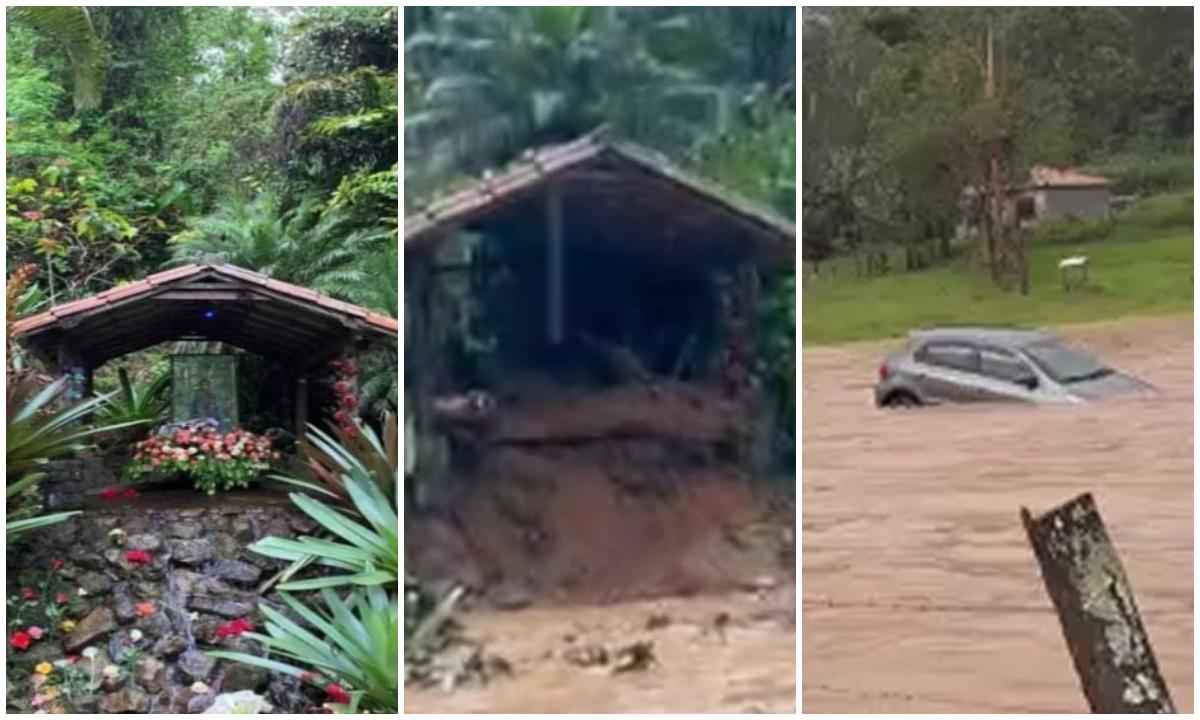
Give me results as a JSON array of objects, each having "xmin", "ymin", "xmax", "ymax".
[
  {"xmin": 974, "ymin": 346, "xmax": 1041, "ymax": 402},
  {"xmin": 912, "ymin": 342, "xmax": 983, "ymax": 402}
]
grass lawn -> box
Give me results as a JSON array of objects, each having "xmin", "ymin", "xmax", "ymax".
[{"xmin": 803, "ymin": 192, "xmax": 1194, "ymax": 345}]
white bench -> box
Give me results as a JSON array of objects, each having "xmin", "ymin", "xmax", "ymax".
[{"xmin": 1058, "ymin": 256, "xmax": 1089, "ymax": 291}]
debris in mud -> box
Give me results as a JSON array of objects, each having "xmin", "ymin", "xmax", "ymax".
[
  {"xmin": 712, "ymin": 611, "xmax": 731, "ymax": 643},
  {"xmin": 612, "ymin": 641, "xmax": 656, "ymax": 673},
  {"xmin": 645, "ymin": 612, "xmax": 671, "ymax": 630},
  {"xmin": 563, "ymin": 643, "xmax": 609, "ymax": 668}
]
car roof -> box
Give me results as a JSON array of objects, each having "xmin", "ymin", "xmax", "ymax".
[{"xmin": 909, "ymin": 326, "xmax": 1058, "ymax": 348}]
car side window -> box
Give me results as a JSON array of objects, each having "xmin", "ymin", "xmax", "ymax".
[
  {"xmin": 979, "ymin": 347, "xmax": 1033, "ymax": 384},
  {"xmin": 917, "ymin": 342, "xmax": 979, "ymax": 372}
]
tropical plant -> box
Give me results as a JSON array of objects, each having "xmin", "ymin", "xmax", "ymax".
[
  {"xmin": 6, "ymin": 378, "xmax": 148, "ymax": 538},
  {"xmin": 8, "ymin": 6, "xmax": 107, "ymax": 112},
  {"xmin": 165, "ymin": 194, "xmax": 323, "ymax": 277},
  {"xmin": 287, "ymin": 414, "xmax": 398, "ymax": 511},
  {"xmin": 94, "ymin": 368, "xmax": 171, "ymax": 438},
  {"xmin": 208, "ymin": 585, "xmax": 398, "ymax": 713},
  {"xmin": 252, "ymin": 420, "xmax": 398, "ymax": 591}
]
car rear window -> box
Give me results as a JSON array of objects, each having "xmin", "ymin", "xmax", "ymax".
[{"xmin": 918, "ymin": 342, "xmax": 979, "ymax": 372}]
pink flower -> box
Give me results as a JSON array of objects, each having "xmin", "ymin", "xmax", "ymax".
[
  {"xmin": 214, "ymin": 617, "xmax": 254, "ymax": 638},
  {"xmin": 26, "ymin": 626, "xmax": 44, "ymax": 640},
  {"xmin": 126, "ymin": 550, "xmax": 152, "ymax": 565},
  {"xmin": 20, "ymin": 587, "xmax": 37, "ymax": 601},
  {"xmin": 325, "ymin": 683, "xmax": 351, "ymax": 704},
  {"xmin": 20, "ymin": 210, "xmax": 43, "ymax": 221},
  {"xmin": 10, "ymin": 631, "xmax": 31, "ymax": 650},
  {"xmin": 50, "ymin": 559, "xmax": 64, "ymax": 571},
  {"xmin": 55, "ymin": 592, "xmax": 69, "ymax": 605}
]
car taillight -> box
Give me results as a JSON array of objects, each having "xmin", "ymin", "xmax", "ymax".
[{"xmin": 879, "ymin": 363, "xmax": 889, "ymax": 381}]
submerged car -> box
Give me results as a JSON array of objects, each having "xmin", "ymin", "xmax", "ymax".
[{"xmin": 874, "ymin": 327, "xmax": 1155, "ymax": 408}]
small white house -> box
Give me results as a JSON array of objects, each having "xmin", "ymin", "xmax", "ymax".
[{"xmin": 1022, "ymin": 166, "xmax": 1112, "ymax": 223}]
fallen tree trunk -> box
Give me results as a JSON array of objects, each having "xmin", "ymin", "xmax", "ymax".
[{"xmin": 1021, "ymin": 493, "xmax": 1174, "ymax": 713}]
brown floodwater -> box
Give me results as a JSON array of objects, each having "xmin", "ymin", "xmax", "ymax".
[
  {"xmin": 802, "ymin": 314, "xmax": 1193, "ymax": 712},
  {"xmin": 405, "ymin": 586, "xmax": 796, "ymax": 713}
]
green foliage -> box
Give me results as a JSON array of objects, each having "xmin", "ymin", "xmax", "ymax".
[
  {"xmin": 802, "ymin": 7, "xmax": 1194, "ymax": 270},
  {"xmin": 252, "ymin": 422, "xmax": 398, "ymax": 591},
  {"xmin": 1033, "ymin": 218, "xmax": 1116, "ymax": 247},
  {"xmin": 803, "ymin": 193, "xmax": 1193, "ymax": 344},
  {"xmin": 208, "ymin": 586, "xmax": 398, "ymax": 713},
  {"xmin": 1082, "ymin": 150, "xmax": 1194, "ymax": 197},
  {"xmin": 94, "ymin": 368, "xmax": 171, "ymax": 442},
  {"xmin": 405, "ymin": 7, "xmax": 794, "ymax": 200},
  {"xmin": 8, "ymin": 7, "xmax": 107, "ymax": 112}
]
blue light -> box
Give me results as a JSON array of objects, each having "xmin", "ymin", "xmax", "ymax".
[{"xmin": 203, "ymin": 310, "xmax": 217, "ymax": 319}]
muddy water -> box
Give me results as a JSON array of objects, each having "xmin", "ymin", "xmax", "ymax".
[
  {"xmin": 405, "ymin": 586, "xmax": 796, "ymax": 713},
  {"xmin": 802, "ymin": 314, "xmax": 1193, "ymax": 712}
]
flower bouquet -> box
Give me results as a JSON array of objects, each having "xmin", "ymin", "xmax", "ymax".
[{"xmin": 123, "ymin": 421, "xmax": 280, "ymax": 495}]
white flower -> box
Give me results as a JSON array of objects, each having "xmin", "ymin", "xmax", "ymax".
[
  {"xmin": 102, "ymin": 664, "xmax": 120, "ymax": 679},
  {"xmin": 81, "ymin": 647, "xmax": 99, "ymax": 659},
  {"xmin": 191, "ymin": 681, "xmax": 210, "ymax": 694},
  {"xmin": 129, "ymin": 629, "xmax": 143, "ymax": 642},
  {"xmin": 77, "ymin": 587, "xmax": 89, "ymax": 597},
  {"xmin": 52, "ymin": 659, "xmax": 70, "ymax": 669}
]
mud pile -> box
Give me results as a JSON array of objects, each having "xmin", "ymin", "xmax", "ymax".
[{"xmin": 408, "ymin": 382, "xmax": 787, "ymax": 605}]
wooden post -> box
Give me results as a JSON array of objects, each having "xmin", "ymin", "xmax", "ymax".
[
  {"xmin": 295, "ymin": 376, "xmax": 309, "ymax": 443},
  {"xmin": 1021, "ymin": 493, "xmax": 1175, "ymax": 713},
  {"xmin": 546, "ymin": 183, "xmax": 564, "ymax": 345}
]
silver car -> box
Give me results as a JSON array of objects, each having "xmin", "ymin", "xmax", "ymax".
[{"xmin": 874, "ymin": 327, "xmax": 1155, "ymax": 408}]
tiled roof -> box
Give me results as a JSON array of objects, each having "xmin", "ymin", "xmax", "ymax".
[
  {"xmin": 12, "ymin": 263, "xmax": 397, "ymax": 362},
  {"xmin": 1029, "ymin": 165, "xmax": 1112, "ymax": 188},
  {"xmin": 405, "ymin": 130, "xmax": 795, "ymax": 266}
]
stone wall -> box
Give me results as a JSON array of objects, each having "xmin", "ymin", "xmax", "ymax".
[{"xmin": 6, "ymin": 500, "xmax": 325, "ymax": 713}]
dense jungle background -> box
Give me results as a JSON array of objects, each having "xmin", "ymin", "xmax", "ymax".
[{"xmin": 6, "ymin": 6, "xmax": 398, "ymax": 415}]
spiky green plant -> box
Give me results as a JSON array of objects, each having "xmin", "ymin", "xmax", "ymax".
[{"xmin": 208, "ymin": 586, "xmax": 398, "ymax": 713}]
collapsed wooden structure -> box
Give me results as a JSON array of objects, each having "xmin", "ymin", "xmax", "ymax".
[{"xmin": 404, "ymin": 130, "xmax": 796, "ymax": 496}]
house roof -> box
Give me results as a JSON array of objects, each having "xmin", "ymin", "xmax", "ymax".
[
  {"xmin": 13, "ymin": 263, "xmax": 397, "ymax": 369},
  {"xmin": 1028, "ymin": 165, "xmax": 1112, "ymax": 189},
  {"xmin": 405, "ymin": 130, "xmax": 795, "ymax": 268}
]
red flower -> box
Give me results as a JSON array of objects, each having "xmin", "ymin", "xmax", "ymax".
[
  {"xmin": 121, "ymin": 488, "xmax": 139, "ymax": 499},
  {"xmin": 134, "ymin": 601, "xmax": 156, "ymax": 618},
  {"xmin": 214, "ymin": 617, "xmax": 255, "ymax": 639},
  {"xmin": 10, "ymin": 631, "xmax": 31, "ymax": 651},
  {"xmin": 126, "ymin": 550, "xmax": 152, "ymax": 565},
  {"xmin": 98, "ymin": 487, "xmax": 120, "ymax": 500},
  {"xmin": 324, "ymin": 683, "xmax": 351, "ymax": 705},
  {"xmin": 20, "ymin": 587, "xmax": 37, "ymax": 601},
  {"xmin": 55, "ymin": 592, "xmax": 69, "ymax": 605},
  {"xmin": 50, "ymin": 559, "xmax": 64, "ymax": 571}
]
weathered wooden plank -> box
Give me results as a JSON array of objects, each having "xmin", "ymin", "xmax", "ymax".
[{"xmin": 1021, "ymin": 493, "xmax": 1174, "ymax": 713}]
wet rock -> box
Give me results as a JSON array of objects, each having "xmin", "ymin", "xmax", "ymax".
[
  {"xmin": 288, "ymin": 514, "xmax": 318, "ymax": 534},
  {"xmin": 137, "ymin": 609, "xmax": 173, "ymax": 636},
  {"xmin": 189, "ymin": 593, "xmax": 256, "ymax": 618},
  {"xmin": 223, "ymin": 659, "xmax": 271, "ymax": 691},
  {"xmin": 167, "ymin": 538, "xmax": 214, "ymax": 565},
  {"xmin": 231, "ymin": 519, "xmax": 256, "ymax": 543},
  {"xmin": 170, "ymin": 520, "xmax": 204, "ymax": 539},
  {"xmin": 563, "ymin": 643, "xmax": 609, "ymax": 667},
  {"xmin": 213, "ymin": 533, "xmax": 243, "ymax": 560},
  {"xmin": 267, "ymin": 674, "xmax": 309, "ymax": 714},
  {"xmin": 65, "ymin": 607, "xmax": 116, "ymax": 652},
  {"xmin": 209, "ymin": 559, "xmax": 262, "ymax": 585},
  {"xmin": 645, "ymin": 613, "xmax": 671, "ymax": 630},
  {"xmin": 612, "ymin": 641, "xmax": 656, "ymax": 673},
  {"xmin": 112, "ymin": 584, "xmax": 137, "ymax": 623},
  {"xmin": 137, "ymin": 656, "xmax": 166, "ymax": 693},
  {"xmin": 187, "ymin": 694, "xmax": 216, "ymax": 713},
  {"xmin": 99, "ymin": 687, "xmax": 147, "ymax": 713},
  {"xmin": 127, "ymin": 533, "xmax": 162, "ymax": 552},
  {"xmin": 177, "ymin": 648, "xmax": 216, "ymax": 682},
  {"xmin": 152, "ymin": 632, "xmax": 189, "ymax": 659},
  {"xmin": 133, "ymin": 580, "xmax": 164, "ymax": 599}
]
